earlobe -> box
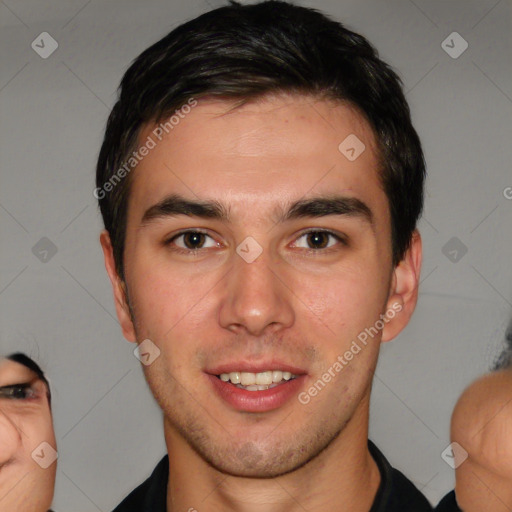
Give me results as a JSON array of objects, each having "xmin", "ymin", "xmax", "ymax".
[
  {"xmin": 99, "ymin": 230, "xmax": 137, "ymax": 342},
  {"xmin": 381, "ymin": 230, "xmax": 422, "ymax": 343}
]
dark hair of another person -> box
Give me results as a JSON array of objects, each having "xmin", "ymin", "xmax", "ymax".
[
  {"xmin": 96, "ymin": 0, "xmax": 426, "ymax": 281},
  {"xmin": 6, "ymin": 352, "xmax": 51, "ymax": 406},
  {"xmin": 493, "ymin": 323, "xmax": 512, "ymax": 371}
]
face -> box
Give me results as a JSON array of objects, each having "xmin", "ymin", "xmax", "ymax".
[
  {"xmin": 0, "ymin": 358, "xmax": 57, "ymax": 511},
  {"xmin": 102, "ymin": 94, "xmax": 421, "ymax": 477},
  {"xmin": 452, "ymin": 369, "xmax": 512, "ymax": 511}
]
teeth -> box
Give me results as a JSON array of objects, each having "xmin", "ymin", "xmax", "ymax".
[
  {"xmin": 256, "ymin": 371, "xmax": 273, "ymax": 385},
  {"xmin": 272, "ymin": 370, "xmax": 283, "ymax": 382},
  {"xmin": 218, "ymin": 370, "xmax": 297, "ymax": 387},
  {"xmin": 243, "ymin": 384, "xmax": 271, "ymax": 391},
  {"xmin": 240, "ymin": 372, "xmax": 256, "ymax": 386},
  {"xmin": 229, "ymin": 372, "xmax": 241, "ymax": 384}
]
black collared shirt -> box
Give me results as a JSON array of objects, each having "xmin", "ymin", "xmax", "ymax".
[
  {"xmin": 112, "ymin": 440, "xmax": 433, "ymax": 511},
  {"xmin": 435, "ymin": 491, "xmax": 462, "ymax": 511}
]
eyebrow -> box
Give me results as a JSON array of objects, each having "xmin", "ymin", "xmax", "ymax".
[{"xmin": 140, "ymin": 193, "xmax": 373, "ymax": 226}]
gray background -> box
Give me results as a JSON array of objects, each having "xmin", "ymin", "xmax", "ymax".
[{"xmin": 1, "ymin": 0, "xmax": 511, "ymax": 510}]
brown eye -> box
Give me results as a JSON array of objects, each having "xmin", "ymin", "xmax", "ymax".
[
  {"xmin": 182, "ymin": 232, "xmax": 207, "ymax": 249},
  {"xmin": 293, "ymin": 230, "xmax": 345, "ymax": 251},
  {"xmin": 0, "ymin": 383, "xmax": 37, "ymax": 400},
  {"xmin": 166, "ymin": 230, "xmax": 219, "ymax": 253},
  {"xmin": 306, "ymin": 232, "xmax": 330, "ymax": 249}
]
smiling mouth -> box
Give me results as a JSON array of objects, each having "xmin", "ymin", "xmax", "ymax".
[{"xmin": 216, "ymin": 370, "xmax": 298, "ymax": 391}]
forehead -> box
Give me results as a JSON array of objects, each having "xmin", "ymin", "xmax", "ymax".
[{"xmin": 128, "ymin": 94, "xmax": 386, "ymax": 225}]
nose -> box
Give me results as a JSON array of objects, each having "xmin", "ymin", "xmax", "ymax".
[
  {"xmin": 219, "ymin": 246, "xmax": 294, "ymax": 337},
  {"xmin": 0, "ymin": 408, "xmax": 21, "ymax": 468}
]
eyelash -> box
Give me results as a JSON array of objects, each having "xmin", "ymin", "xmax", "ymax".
[
  {"xmin": 0, "ymin": 383, "xmax": 38, "ymax": 400},
  {"xmin": 164, "ymin": 229, "xmax": 347, "ymax": 255}
]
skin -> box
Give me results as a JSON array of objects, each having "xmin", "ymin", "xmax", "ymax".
[
  {"xmin": 451, "ymin": 369, "xmax": 512, "ymax": 512},
  {"xmin": 0, "ymin": 358, "xmax": 57, "ymax": 512},
  {"xmin": 101, "ymin": 93, "xmax": 422, "ymax": 512}
]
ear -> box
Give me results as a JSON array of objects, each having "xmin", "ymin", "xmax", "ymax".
[
  {"xmin": 99, "ymin": 230, "xmax": 137, "ymax": 343},
  {"xmin": 381, "ymin": 230, "xmax": 422, "ymax": 343}
]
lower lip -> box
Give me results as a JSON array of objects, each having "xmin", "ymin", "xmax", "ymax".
[{"xmin": 207, "ymin": 374, "xmax": 306, "ymax": 413}]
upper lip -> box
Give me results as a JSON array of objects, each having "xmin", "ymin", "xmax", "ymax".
[{"xmin": 206, "ymin": 361, "xmax": 307, "ymax": 376}]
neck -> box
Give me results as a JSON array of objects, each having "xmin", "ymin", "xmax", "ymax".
[{"xmin": 165, "ymin": 394, "xmax": 381, "ymax": 512}]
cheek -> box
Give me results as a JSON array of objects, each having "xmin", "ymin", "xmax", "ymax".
[
  {"xmin": 0, "ymin": 412, "xmax": 19, "ymax": 457},
  {"xmin": 298, "ymin": 264, "xmax": 389, "ymax": 337},
  {"xmin": 25, "ymin": 411, "xmax": 56, "ymax": 451},
  {"xmin": 41, "ymin": 414, "xmax": 56, "ymax": 446},
  {"xmin": 129, "ymin": 264, "xmax": 185, "ymax": 324},
  {"xmin": 0, "ymin": 409, "xmax": 55, "ymax": 467},
  {"xmin": 128, "ymin": 260, "xmax": 215, "ymax": 348}
]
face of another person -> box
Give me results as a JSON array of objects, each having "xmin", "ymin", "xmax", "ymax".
[
  {"xmin": 102, "ymin": 94, "xmax": 420, "ymax": 478},
  {"xmin": 0, "ymin": 358, "xmax": 57, "ymax": 512},
  {"xmin": 452, "ymin": 369, "xmax": 512, "ymax": 511}
]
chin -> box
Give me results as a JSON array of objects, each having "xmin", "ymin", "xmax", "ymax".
[
  {"xmin": 196, "ymin": 438, "xmax": 318, "ymax": 480},
  {"xmin": 208, "ymin": 457, "xmax": 301, "ymax": 479}
]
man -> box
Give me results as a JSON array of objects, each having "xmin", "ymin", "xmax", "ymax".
[
  {"xmin": 0, "ymin": 353, "xmax": 57, "ymax": 512},
  {"xmin": 96, "ymin": 1, "xmax": 432, "ymax": 510}
]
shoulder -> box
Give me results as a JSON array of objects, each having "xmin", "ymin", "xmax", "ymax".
[
  {"xmin": 368, "ymin": 441, "xmax": 433, "ymax": 512},
  {"xmin": 434, "ymin": 491, "xmax": 461, "ymax": 511},
  {"xmin": 111, "ymin": 455, "xmax": 169, "ymax": 512}
]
